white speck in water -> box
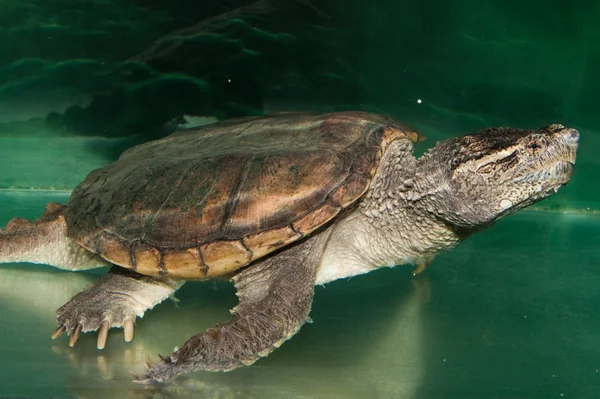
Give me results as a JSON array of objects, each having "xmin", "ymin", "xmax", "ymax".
[
  {"xmin": 524, "ymin": 315, "xmax": 527, "ymax": 318},
  {"xmin": 417, "ymin": 99, "xmax": 422, "ymax": 104},
  {"xmin": 443, "ymin": 358, "xmax": 446, "ymax": 362},
  {"xmin": 228, "ymin": 79, "xmax": 231, "ymax": 83}
]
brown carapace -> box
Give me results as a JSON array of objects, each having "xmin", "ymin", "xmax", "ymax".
[{"xmin": 65, "ymin": 112, "xmax": 420, "ymax": 279}]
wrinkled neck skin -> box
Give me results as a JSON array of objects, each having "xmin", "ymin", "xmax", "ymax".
[{"xmin": 316, "ymin": 140, "xmax": 463, "ymax": 285}]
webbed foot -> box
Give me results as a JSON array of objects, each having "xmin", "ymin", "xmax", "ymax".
[
  {"xmin": 53, "ymin": 267, "xmax": 183, "ymax": 349},
  {"xmin": 132, "ymin": 231, "xmax": 331, "ymax": 384}
]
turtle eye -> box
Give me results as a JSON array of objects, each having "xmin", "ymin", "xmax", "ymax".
[{"xmin": 526, "ymin": 135, "xmax": 546, "ymax": 152}]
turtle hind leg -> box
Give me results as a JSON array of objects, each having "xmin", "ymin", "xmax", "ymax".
[
  {"xmin": 0, "ymin": 202, "xmax": 107, "ymax": 271},
  {"xmin": 136, "ymin": 229, "xmax": 332, "ymax": 384}
]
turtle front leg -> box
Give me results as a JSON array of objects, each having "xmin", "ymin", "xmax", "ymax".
[
  {"xmin": 53, "ymin": 267, "xmax": 184, "ymax": 349},
  {"xmin": 134, "ymin": 229, "xmax": 332, "ymax": 384},
  {"xmin": 412, "ymin": 255, "xmax": 435, "ymax": 276}
]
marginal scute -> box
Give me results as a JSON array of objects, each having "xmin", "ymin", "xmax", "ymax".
[
  {"xmin": 330, "ymin": 175, "xmax": 370, "ymax": 208},
  {"xmin": 382, "ymin": 126, "xmax": 420, "ymax": 147},
  {"xmin": 134, "ymin": 245, "xmax": 161, "ymax": 275},
  {"xmin": 162, "ymin": 249, "xmax": 204, "ymax": 279},
  {"xmin": 201, "ymin": 240, "xmax": 253, "ymax": 278},
  {"xmin": 292, "ymin": 202, "xmax": 341, "ymax": 235},
  {"xmin": 243, "ymin": 226, "xmax": 302, "ymax": 261},
  {"xmin": 99, "ymin": 234, "xmax": 132, "ymax": 268}
]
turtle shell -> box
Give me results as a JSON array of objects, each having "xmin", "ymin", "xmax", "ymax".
[{"xmin": 66, "ymin": 111, "xmax": 420, "ymax": 279}]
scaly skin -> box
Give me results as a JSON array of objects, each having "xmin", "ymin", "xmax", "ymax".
[
  {"xmin": 53, "ymin": 267, "xmax": 184, "ymax": 349},
  {"xmin": 133, "ymin": 230, "xmax": 332, "ymax": 384},
  {"xmin": 0, "ymin": 120, "xmax": 579, "ymax": 384}
]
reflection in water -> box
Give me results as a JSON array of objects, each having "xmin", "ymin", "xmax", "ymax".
[
  {"xmin": 0, "ymin": 263, "xmax": 429, "ymax": 398},
  {"xmin": 358, "ymin": 277, "xmax": 431, "ymax": 398},
  {"xmin": 3, "ymin": 212, "xmax": 599, "ymax": 398}
]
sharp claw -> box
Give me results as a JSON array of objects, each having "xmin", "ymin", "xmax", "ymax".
[
  {"xmin": 412, "ymin": 262, "xmax": 427, "ymax": 276},
  {"xmin": 131, "ymin": 372, "xmax": 157, "ymax": 385},
  {"xmin": 158, "ymin": 353, "xmax": 172, "ymax": 364},
  {"xmin": 124, "ymin": 319, "xmax": 134, "ymax": 342},
  {"xmin": 145, "ymin": 355, "xmax": 154, "ymax": 368},
  {"xmin": 97, "ymin": 320, "xmax": 110, "ymax": 350},
  {"xmin": 51, "ymin": 324, "xmax": 66, "ymax": 340},
  {"xmin": 69, "ymin": 324, "xmax": 83, "ymax": 347}
]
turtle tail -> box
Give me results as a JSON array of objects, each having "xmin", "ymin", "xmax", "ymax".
[{"xmin": 0, "ymin": 203, "xmax": 107, "ymax": 271}]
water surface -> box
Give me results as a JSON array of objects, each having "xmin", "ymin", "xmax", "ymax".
[{"xmin": 1, "ymin": 192, "xmax": 599, "ymax": 398}]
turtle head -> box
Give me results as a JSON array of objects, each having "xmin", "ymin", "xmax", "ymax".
[{"xmin": 416, "ymin": 124, "xmax": 579, "ymax": 230}]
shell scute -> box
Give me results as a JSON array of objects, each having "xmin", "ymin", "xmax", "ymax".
[
  {"xmin": 66, "ymin": 111, "xmax": 420, "ymax": 279},
  {"xmin": 200, "ymin": 241, "xmax": 253, "ymax": 278},
  {"xmin": 243, "ymin": 225, "xmax": 302, "ymax": 261},
  {"xmin": 291, "ymin": 202, "xmax": 341, "ymax": 235},
  {"xmin": 162, "ymin": 249, "xmax": 205, "ymax": 279},
  {"xmin": 97, "ymin": 233, "xmax": 132, "ymax": 268},
  {"xmin": 134, "ymin": 245, "xmax": 161, "ymax": 275},
  {"xmin": 330, "ymin": 174, "xmax": 371, "ymax": 208}
]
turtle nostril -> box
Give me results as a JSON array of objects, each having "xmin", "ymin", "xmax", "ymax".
[{"xmin": 566, "ymin": 128, "xmax": 580, "ymax": 142}]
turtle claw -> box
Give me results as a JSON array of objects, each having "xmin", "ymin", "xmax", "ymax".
[
  {"xmin": 69, "ymin": 323, "xmax": 83, "ymax": 347},
  {"xmin": 124, "ymin": 319, "xmax": 134, "ymax": 342},
  {"xmin": 145, "ymin": 355, "xmax": 154, "ymax": 368},
  {"xmin": 131, "ymin": 372, "xmax": 158, "ymax": 385},
  {"xmin": 97, "ymin": 320, "xmax": 110, "ymax": 350},
  {"xmin": 53, "ymin": 268, "xmax": 181, "ymax": 351},
  {"xmin": 412, "ymin": 256, "xmax": 435, "ymax": 276},
  {"xmin": 412, "ymin": 262, "xmax": 427, "ymax": 276},
  {"xmin": 51, "ymin": 324, "xmax": 66, "ymax": 340},
  {"xmin": 158, "ymin": 353, "xmax": 172, "ymax": 364}
]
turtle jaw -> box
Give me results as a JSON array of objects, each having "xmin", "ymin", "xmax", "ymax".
[
  {"xmin": 496, "ymin": 160, "xmax": 574, "ymax": 218},
  {"xmin": 495, "ymin": 126, "xmax": 579, "ymax": 216},
  {"xmin": 411, "ymin": 124, "xmax": 579, "ymax": 230},
  {"xmin": 526, "ymin": 126, "xmax": 578, "ymax": 199},
  {"xmin": 537, "ymin": 160, "xmax": 574, "ymax": 194}
]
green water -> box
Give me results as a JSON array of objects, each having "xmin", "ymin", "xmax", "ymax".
[
  {"xmin": 2, "ymin": 194, "xmax": 599, "ymax": 398},
  {"xmin": 1, "ymin": 0, "xmax": 600, "ymax": 398}
]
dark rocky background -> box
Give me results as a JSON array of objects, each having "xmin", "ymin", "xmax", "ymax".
[{"xmin": 0, "ymin": 0, "xmax": 597, "ymax": 206}]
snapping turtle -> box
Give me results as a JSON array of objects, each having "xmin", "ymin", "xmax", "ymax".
[{"xmin": 0, "ymin": 111, "xmax": 579, "ymax": 383}]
